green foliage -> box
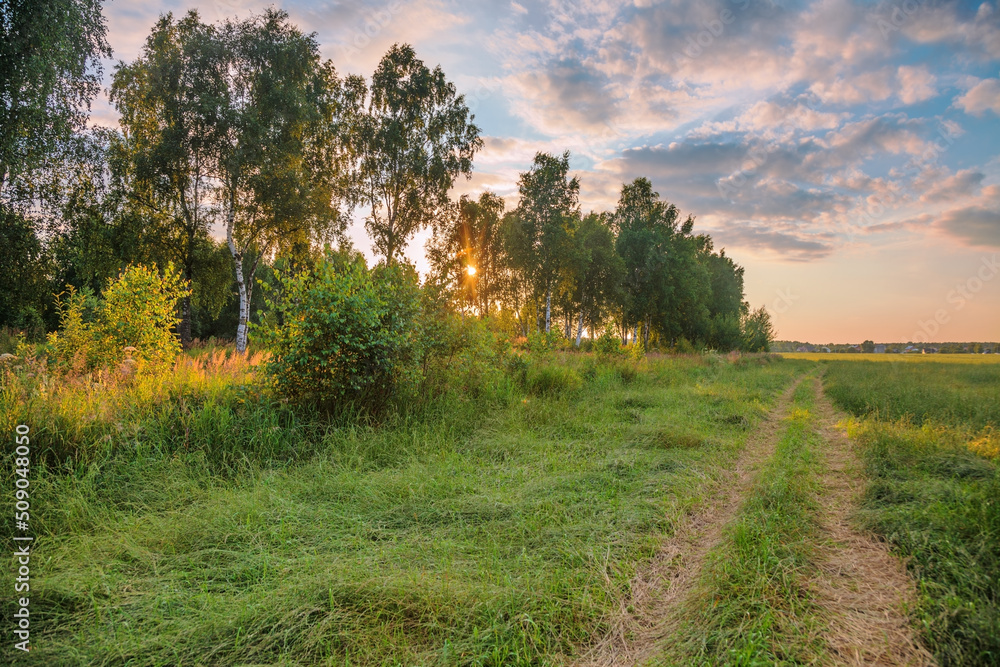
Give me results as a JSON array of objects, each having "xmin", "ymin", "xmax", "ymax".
[
  {"xmin": 353, "ymin": 43, "xmax": 483, "ymax": 264},
  {"xmin": 48, "ymin": 264, "xmax": 189, "ymax": 373},
  {"xmin": 741, "ymin": 306, "xmax": 775, "ymax": 353},
  {"xmin": 0, "ymin": 211, "xmax": 55, "ymax": 335},
  {"xmin": 507, "ymin": 151, "xmax": 580, "ymax": 333},
  {"xmin": 256, "ymin": 258, "xmax": 422, "ymax": 413},
  {"xmin": 47, "ymin": 287, "xmax": 97, "ymax": 371},
  {"xmin": 593, "ymin": 330, "xmax": 624, "ymax": 359},
  {"xmin": 672, "ymin": 337, "xmax": 697, "ymax": 355},
  {"xmin": 426, "ymin": 191, "xmax": 506, "ymax": 315},
  {"xmin": 0, "ymin": 0, "xmax": 110, "ymax": 192}
]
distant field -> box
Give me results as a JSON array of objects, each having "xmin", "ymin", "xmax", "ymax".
[{"xmin": 781, "ymin": 352, "xmax": 1000, "ymax": 363}]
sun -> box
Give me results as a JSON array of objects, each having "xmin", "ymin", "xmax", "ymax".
[{"xmin": 466, "ymin": 265, "xmax": 477, "ymax": 276}]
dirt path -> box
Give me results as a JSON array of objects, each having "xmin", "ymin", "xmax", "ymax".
[
  {"xmin": 575, "ymin": 375, "xmax": 806, "ymax": 667},
  {"xmin": 809, "ymin": 378, "xmax": 936, "ymax": 666}
]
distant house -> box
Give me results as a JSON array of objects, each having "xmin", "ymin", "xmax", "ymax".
[
  {"xmin": 873, "ymin": 344, "xmax": 886, "ymax": 353},
  {"xmin": 821, "ymin": 347, "xmax": 831, "ymax": 353},
  {"xmin": 796, "ymin": 345, "xmax": 814, "ymax": 352},
  {"xmin": 903, "ymin": 345, "xmax": 920, "ymax": 354}
]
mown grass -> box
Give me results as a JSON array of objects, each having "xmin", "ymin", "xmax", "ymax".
[
  {"xmin": 658, "ymin": 377, "xmax": 828, "ymax": 665},
  {"xmin": 1, "ymin": 352, "xmax": 804, "ymax": 665},
  {"xmin": 827, "ymin": 360, "xmax": 1000, "ymax": 666}
]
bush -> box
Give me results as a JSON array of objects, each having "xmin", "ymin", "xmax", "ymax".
[
  {"xmin": 417, "ymin": 299, "xmax": 515, "ymax": 402},
  {"xmin": 741, "ymin": 306, "xmax": 774, "ymax": 353},
  {"xmin": 525, "ymin": 330, "xmax": 565, "ymax": 355},
  {"xmin": 48, "ymin": 265, "xmax": 188, "ymax": 374},
  {"xmin": 256, "ymin": 259, "xmax": 422, "ymax": 413},
  {"xmin": 593, "ymin": 330, "xmax": 624, "ymax": 359},
  {"xmin": 671, "ymin": 337, "xmax": 697, "ymax": 355}
]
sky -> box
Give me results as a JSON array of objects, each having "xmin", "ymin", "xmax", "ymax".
[{"xmin": 91, "ymin": 0, "xmax": 1000, "ymax": 343}]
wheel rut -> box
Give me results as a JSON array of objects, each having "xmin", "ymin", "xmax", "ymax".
[
  {"xmin": 808, "ymin": 378, "xmax": 935, "ymax": 666},
  {"xmin": 576, "ymin": 375, "xmax": 806, "ymax": 667}
]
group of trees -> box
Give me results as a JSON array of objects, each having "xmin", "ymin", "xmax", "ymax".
[
  {"xmin": 428, "ymin": 156, "xmax": 770, "ymax": 351},
  {"xmin": 2, "ymin": 1, "xmax": 773, "ymax": 354}
]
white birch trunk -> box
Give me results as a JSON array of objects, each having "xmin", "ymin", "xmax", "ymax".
[
  {"xmin": 575, "ymin": 311, "xmax": 584, "ymax": 347},
  {"xmin": 226, "ymin": 206, "xmax": 249, "ymax": 354},
  {"xmin": 544, "ymin": 288, "xmax": 552, "ymax": 334}
]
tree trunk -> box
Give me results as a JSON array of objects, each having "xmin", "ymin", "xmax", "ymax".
[
  {"xmin": 643, "ymin": 315, "xmax": 651, "ymax": 349},
  {"xmin": 226, "ymin": 204, "xmax": 249, "ymax": 354},
  {"xmin": 544, "ymin": 288, "xmax": 552, "ymax": 334},
  {"xmin": 632, "ymin": 326, "xmax": 638, "ymax": 345},
  {"xmin": 179, "ymin": 295, "xmax": 193, "ymax": 348},
  {"xmin": 575, "ymin": 311, "xmax": 584, "ymax": 347},
  {"xmin": 178, "ymin": 222, "xmax": 196, "ymax": 347}
]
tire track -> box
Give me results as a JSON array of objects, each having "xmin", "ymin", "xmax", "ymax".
[
  {"xmin": 809, "ymin": 378, "xmax": 935, "ymax": 666},
  {"xmin": 576, "ymin": 374, "xmax": 806, "ymax": 667}
]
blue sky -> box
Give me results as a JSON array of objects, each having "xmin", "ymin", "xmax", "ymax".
[{"xmin": 94, "ymin": 0, "xmax": 1000, "ymax": 343}]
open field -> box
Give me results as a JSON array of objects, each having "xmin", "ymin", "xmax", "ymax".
[
  {"xmin": 781, "ymin": 352, "xmax": 1000, "ymax": 364},
  {"xmin": 4, "ymin": 352, "xmax": 998, "ymax": 665}
]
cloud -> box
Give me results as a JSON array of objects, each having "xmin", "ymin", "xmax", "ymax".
[
  {"xmin": 706, "ymin": 223, "xmax": 835, "ymax": 261},
  {"xmin": 918, "ymin": 168, "xmax": 985, "ymax": 203},
  {"xmin": 810, "ymin": 68, "xmax": 893, "ymax": 105},
  {"xmin": 934, "ymin": 205, "xmax": 1000, "ymax": 247},
  {"xmin": 896, "ymin": 65, "xmax": 936, "ymax": 105},
  {"xmin": 955, "ymin": 78, "xmax": 1000, "ymax": 116},
  {"xmin": 507, "ymin": 57, "xmax": 619, "ymax": 134}
]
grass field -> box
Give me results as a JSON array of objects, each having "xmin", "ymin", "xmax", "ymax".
[
  {"xmin": 2, "ymin": 353, "xmax": 805, "ymax": 665},
  {"xmin": 3, "ymin": 351, "xmax": 998, "ymax": 665},
  {"xmin": 816, "ymin": 357, "xmax": 1000, "ymax": 666},
  {"xmin": 781, "ymin": 352, "xmax": 1000, "ymax": 364}
]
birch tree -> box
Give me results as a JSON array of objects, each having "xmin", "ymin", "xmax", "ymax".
[
  {"xmin": 353, "ymin": 44, "xmax": 482, "ymax": 265},
  {"xmin": 218, "ymin": 9, "xmax": 352, "ymax": 352},
  {"xmin": 510, "ymin": 151, "xmax": 579, "ymax": 333},
  {"xmin": 110, "ymin": 12, "xmax": 226, "ymax": 345}
]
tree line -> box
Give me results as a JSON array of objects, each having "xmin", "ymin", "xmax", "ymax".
[{"xmin": 1, "ymin": 3, "xmax": 773, "ymax": 353}]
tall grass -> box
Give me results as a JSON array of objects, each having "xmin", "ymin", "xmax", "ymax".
[
  {"xmin": 823, "ymin": 360, "xmax": 1000, "ymax": 429},
  {"xmin": 846, "ymin": 418, "xmax": 1000, "ymax": 666}
]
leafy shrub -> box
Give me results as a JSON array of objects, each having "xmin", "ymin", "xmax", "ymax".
[
  {"xmin": 48, "ymin": 265, "xmax": 188, "ymax": 373},
  {"xmin": 593, "ymin": 330, "xmax": 624, "ymax": 359},
  {"xmin": 525, "ymin": 330, "xmax": 566, "ymax": 355},
  {"xmin": 741, "ymin": 306, "xmax": 774, "ymax": 353},
  {"xmin": 256, "ymin": 259, "xmax": 422, "ymax": 413},
  {"xmin": 671, "ymin": 337, "xmax": 697, "ymax": 355},
  {"xmin": 417, "ymin": 300, "xmax": 515, "ymax": 402},
  {"xmin": 526, "ymin": 364, "xmax": 583, "ymax": 395}
]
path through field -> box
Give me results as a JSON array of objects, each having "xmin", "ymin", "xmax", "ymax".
[{"xmin": 578, "ymin": 373, "xmax": 935, "ymax": 666}]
